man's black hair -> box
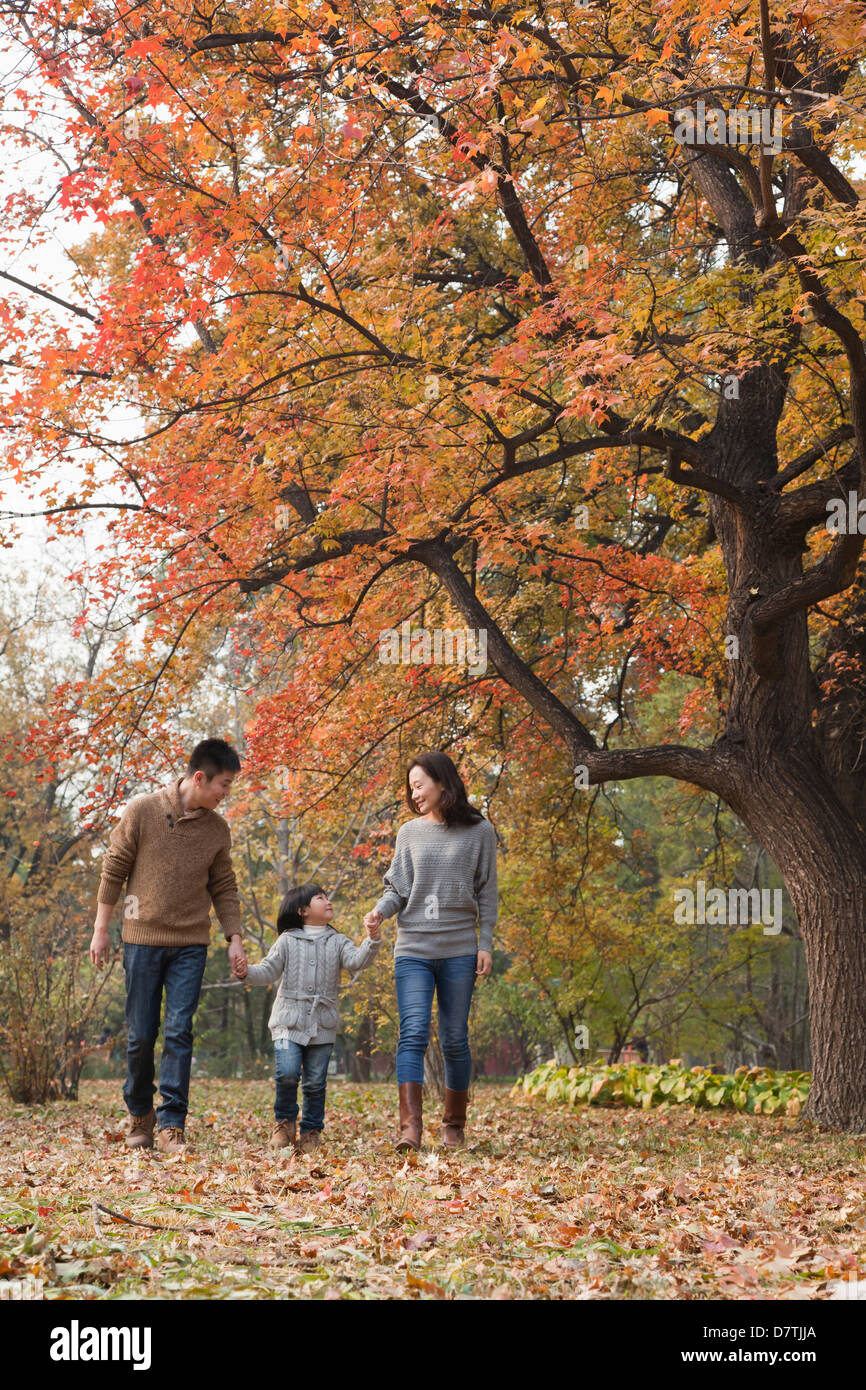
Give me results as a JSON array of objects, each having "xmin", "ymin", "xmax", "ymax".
[
  {"xmin": 277, "ymin": 883, "xmax": 328, "ymax": 934},
  {"xmin": 187, "ymin": 738, "xmax": 242, "ymax": 780}
]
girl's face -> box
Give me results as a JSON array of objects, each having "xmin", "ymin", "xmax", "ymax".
[
  {"xmin": 409, "ymin": 766, "xmax": 443, "ymax": 816},
  {"xmin": 302, "ymin": 892, "xmax": 334, "ymax": 925}
]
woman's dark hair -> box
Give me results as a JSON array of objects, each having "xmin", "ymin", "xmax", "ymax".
[
  {"xmin": 405, "ymin": 751, "xmax": 483, "ymax": 827},
  {"xmin": 187, "ymin": 738, "xmax": 242, "ymax": 779},
  {"xmin": 277, "ymin": 883, "xmax": 327, "ymax": 933}
]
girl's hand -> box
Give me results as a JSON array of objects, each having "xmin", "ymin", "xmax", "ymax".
[
  {"xmin": 364, "ymin": 909, "xmax": 383, "ymax": 931},
  {"xmin": 233, "ymin": 959, "xmax": 248, "ymax": 979},
  {"xmin": 476, "ymin": 950, "xmax": 492, "ymax": 978},
  {"xmin": 366, "ymin": 922, "xmax": 381, "ymax": 941}
]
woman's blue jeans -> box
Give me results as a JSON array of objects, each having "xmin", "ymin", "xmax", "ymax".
[
  {"xmin": 122, "ymin": 942, "xmax": 207, "ymax": 1130},
  {"xmin": 394, "ymin": 954, "xmax": 476, "ymax": 1089},
  {"xmin": 274, "ymin": 1040, "xmax": 333, "ymax": 1133}
]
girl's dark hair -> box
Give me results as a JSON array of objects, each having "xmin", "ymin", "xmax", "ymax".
[
  {"xmin": 277, "ymin": 883, "xmax": 327, "ymax": 934},
  {"xmin": 405, "ymin": 751, "xmax": 483, "ymax": 827}
]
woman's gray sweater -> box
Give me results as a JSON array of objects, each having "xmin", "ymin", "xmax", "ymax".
[
  {"xmin": 373, "ymin": 816, "xmax": 498, "ymax": 960},
  {"xmin": 244, "ymin": 927, "xmax": 380, "ymax": 1044}
]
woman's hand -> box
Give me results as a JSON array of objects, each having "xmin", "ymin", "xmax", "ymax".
[
  {"xmin": 366, "ymin": 919, "xmax": 382, "ymax": 941},
  {"xmin": 476, "ymin": 950, "xmax": 492, "ymax": 978}
]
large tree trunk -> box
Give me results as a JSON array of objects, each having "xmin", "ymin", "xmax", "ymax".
[
  {"xmin": 796, "ymin": 889, "xmax": 866, "ymax": 1129},
  {"xmin": 731, "ymin": 751, "xmax": 866, "ymax": 1129}
]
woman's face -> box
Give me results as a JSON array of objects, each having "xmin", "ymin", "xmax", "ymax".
[{"xmin": 409, "ymin": 766, "xmax": 443, "ymax": 815}]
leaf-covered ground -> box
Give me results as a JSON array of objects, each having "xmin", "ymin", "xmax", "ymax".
[{"xmin": 2, "ymin": 1078, "xmax": 866, "ymax": 1299}]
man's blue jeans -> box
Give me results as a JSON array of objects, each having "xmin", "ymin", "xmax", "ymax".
[
  {"xmin": 395, "ymin": 954, "xmax": 476, "ymax": 1089},
  {"xmin": 122, "ymin": 943, "xmax": 207, "ymax": 1131},
  {"xmin": 274, "ymin": 1040, "xmax": 333, "ymax": 1133}
]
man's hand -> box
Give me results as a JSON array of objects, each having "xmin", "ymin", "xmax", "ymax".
[
  {"xmin": 476, "ymin": 950, "xmax": 492, "ymax": 979},
  {"xmin": 89, "ymin": 927, "xmax": 111, "ymax": 970},
  {"xmin": 228, "ymin": 935, "xmax": 247, "ymax": 979},
  {"xmin": 364, "ymin": 909, "xmax": 383, "ymax": 932}
]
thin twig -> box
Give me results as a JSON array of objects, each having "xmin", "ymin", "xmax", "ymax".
[{"xmin": 92, "ymin": 1202, "xmax": 213, "ymax": 1236}]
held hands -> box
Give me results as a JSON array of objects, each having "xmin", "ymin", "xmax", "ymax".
[
  {"xmin": 228, "ymin": 935, "xmax": 248, "ymax": 980},
  {"xmin": 476, "ymin": 950, "xmax": 492, "ymax": 979},
  {"xmin": 364, "ymin": 909, "xmax": 383, "ymax": 938}
]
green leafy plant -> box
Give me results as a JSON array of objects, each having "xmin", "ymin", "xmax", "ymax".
[{"xmin": 517, "ymin": 1060, "xmax": 811, "ymax": 1116}]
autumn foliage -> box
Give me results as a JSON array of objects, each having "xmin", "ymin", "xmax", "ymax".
[{"xmin": 2, "ymin": 5, "xmax": 866, "ymax": 1124}]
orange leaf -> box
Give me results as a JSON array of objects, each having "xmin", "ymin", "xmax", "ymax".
[{"xmin": 407, "ymin": 1272, "xmax": 448, "ymax": 1298}]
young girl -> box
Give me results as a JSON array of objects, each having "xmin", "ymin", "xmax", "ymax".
[{"xmin": 232, "ymin": 884, "xmax": 381, "ymax": 1152}]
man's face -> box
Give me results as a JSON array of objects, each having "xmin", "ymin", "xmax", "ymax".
[{"xmin": 195, "ymin": 770, "xmax": 236, "ymax": 809}]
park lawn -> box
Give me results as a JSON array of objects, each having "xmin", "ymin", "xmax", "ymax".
[{"xmin": 1, "ymin": 1078, "xmax": 865, "ymax": 1300}]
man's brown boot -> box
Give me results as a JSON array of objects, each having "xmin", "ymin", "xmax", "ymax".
[
  {"xmin": 270, "ymin": 1119, "xmax": 297, "ymax": 1151},
  {"xmin": 297, "ymin": 1129, "xmax": 321, "ymax": 1155},
  {"xmin": 125, "ymin": 1109, "xmax": 155, "ymax": 1150},
  {"xmin": 156, "ymin": 1126, "xmax": 187, "ymax": 1154},
  {"xmin": 395, "ymin": 1081, "xmax": 423, "ymax": 1152},
  {"xmin": 442, "ymin": 1088, "xmax": 469, "ymax": 1149}
]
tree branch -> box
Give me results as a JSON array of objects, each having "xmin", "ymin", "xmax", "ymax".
[
  {"xmin": 771, "ymin": 426, "xmax": 855, "ymax": 491},
  {"xmin": 665, "ymin": 446, "xmax": 750, "ymax": 507},
  {"xmin": 775, "ymin": 455, "xmax": 859, "ymax": 531},
  {"xmin": 751, "ymin": 532, "xmax": 864, "ymax": 633},
  {"xmin": 237, "ymin": 528, "xmax": 389, "ymax": 593},
  {"xmin": 408, "ymin": 539, "xmax": 729, "ymax": 795},
  {"xmin": 0, "ymin": 268, "xmax": 99, "ymax": 322}
]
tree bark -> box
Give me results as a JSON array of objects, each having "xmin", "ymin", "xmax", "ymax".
[
  {"xmin": 350, "ymin": 1013, "xmax": 374, "ymax": 1081},
  {"xmin": 728, "ymin": 754, "xmax": 866, "ymax": 1128}
]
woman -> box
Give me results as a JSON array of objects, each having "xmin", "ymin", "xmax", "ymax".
[{"xmin": 364, "ymin": 751, "xmax": 498, "ymax": 1150}]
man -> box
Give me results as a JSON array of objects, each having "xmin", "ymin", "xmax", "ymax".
[{"xmin": 89, "ymin": 739, "xmax": 247, "ymax": 1152}]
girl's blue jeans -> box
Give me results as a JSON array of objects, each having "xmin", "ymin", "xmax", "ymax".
[
  {"xmin": 394, "ymin": 953, "xmax": 476, "ymax": 1089},
  {"xmin": 274, "ymin": 1040, "xmax": 333, "ymax": 1133}
]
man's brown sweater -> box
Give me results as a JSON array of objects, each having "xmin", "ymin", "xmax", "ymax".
[{"xmin": 96, "ymin": 779, "xmax": 242, "ymax": 946}]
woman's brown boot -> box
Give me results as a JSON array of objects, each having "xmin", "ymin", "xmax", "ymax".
[
  {"xmin": 442, "ymin": 1088, "xmax": 469, "ymax": 1148},
  {"xmin": 395, "ymin": 1081, "xmax": 423, "ymax": 1151}
]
